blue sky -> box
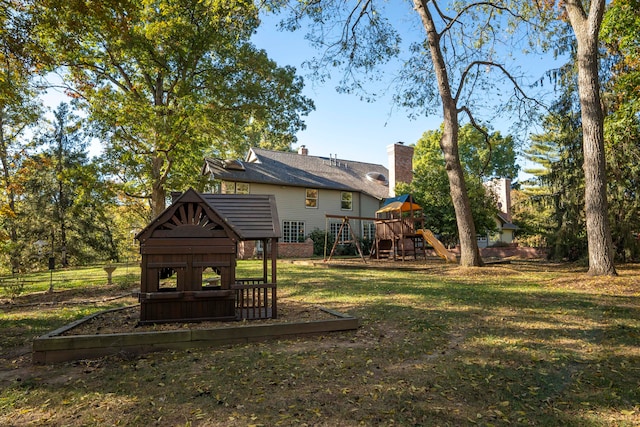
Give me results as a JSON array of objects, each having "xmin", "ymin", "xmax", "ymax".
[
  {"xmin": 250, "ymin": 10, "xmax": 558, "ymax": 172},
  {"xmin": 251, "ymin": 12, "xmax": 441, "ymax": 168}
]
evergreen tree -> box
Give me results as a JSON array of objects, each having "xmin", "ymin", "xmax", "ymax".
[
  {"xmin": 15, "ymin": 103, "xmax": 121, "ymax": 268},
  {"xmin": 524, "ymin": 92, "xmax": 587, "ymax": 261}
]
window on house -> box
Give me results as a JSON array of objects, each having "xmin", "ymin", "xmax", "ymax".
[
  {"xmin": 341, "ymin": 192, "xmax": 353, "ymax": 210},
  {"xmin": 362, "ymin": 221, "xmax": 375, "ymax": 241},
  {"xmin": 207, "ymin": 181, "xmax": 222, "ymax": 194},
  {"xmin": 221, "ymin": 181, "xmax": 250, "ymax": 194},
  {"xmin": 282, "ymin": 221, "xmax": 306, "ymax": 243},
  {"xmin": 235, "ymin": 182, "xmax": 250, "ymax": 194},
  {"xmin": 330, "ymin": 221, "xmax": 351, "ymax": 244},
  {"xmin": 305, "ymin": 189, "xmax": 318, "ymax": 208}
]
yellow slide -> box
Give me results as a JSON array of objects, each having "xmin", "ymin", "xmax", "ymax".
[{"xmin": 416, "ymin": 229, "xmax": 457, "ymax": 263}]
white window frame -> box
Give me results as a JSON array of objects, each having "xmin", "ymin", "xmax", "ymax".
[
  {"xmin": 305, "ymin": 189, "xmax": 318, "ymax": 208},
  {"xmin": 341, "ymin": 192, "xmax": 353, "ymax": 211},
  {"xmin": 330, "ymin": 221, "xmax": 351, "ymax": 244},
  {"xmin": 235, "ymin": 182, "xmax": 250, "ymax": 194},
  {"xmin": 362, "ymin": 220, "xmax": 375, "ymax": 241},
  {"xmin": 222, "ymin": 181, "xmax": 250, "ymax": 194},
  {"xmin": 282, "ymin": 220, "xmax": 306, "ymax": 243}
]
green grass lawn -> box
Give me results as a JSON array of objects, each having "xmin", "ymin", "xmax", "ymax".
[{"xmin": 1, "ymin": 260, "xmax": 639, "ymax": 426}]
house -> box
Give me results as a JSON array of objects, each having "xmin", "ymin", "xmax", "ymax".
[
  {"xmin": 479, "ymin": 178, "xmax": 518, "ymax": 248},
  {"xmin": 201, "ymin": 143, "xmax": 414, "ymax": 257}
]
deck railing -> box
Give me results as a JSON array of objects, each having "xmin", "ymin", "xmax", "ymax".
[{"xmin": 232, "ymin": 279, "xmax": 277, "ymax": 320}]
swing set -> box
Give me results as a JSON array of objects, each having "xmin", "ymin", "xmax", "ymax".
[{"xmin": 323, "ymin": 195, "xmax": 456, "ymax": 263}]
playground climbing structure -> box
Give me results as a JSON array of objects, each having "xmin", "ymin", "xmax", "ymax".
[{"xmin": 370, "ymin": 195, "xmax": 456, "ymax": 263}]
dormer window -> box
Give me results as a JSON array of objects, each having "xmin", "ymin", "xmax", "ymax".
[{"xmin": 221, "ymin": 181, "xmax": 250, "ymax": 194}]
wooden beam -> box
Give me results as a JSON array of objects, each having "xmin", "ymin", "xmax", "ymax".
[{"xmin": 325, "ymin": 214, "xmax": 379, "ymax": 221}]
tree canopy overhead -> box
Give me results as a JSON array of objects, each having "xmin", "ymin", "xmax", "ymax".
[
  {"xmin": 278, "ymin": 0, "xmax": 549, "ymax": 266},
  {"xmin": 32, "ymin": 0, "xmax": 314, "ymax": 218}
]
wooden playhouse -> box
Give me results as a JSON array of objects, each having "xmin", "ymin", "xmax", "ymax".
[{"xmin": 135, "ymin": 189, "xmax": 280, "ymax": 324}]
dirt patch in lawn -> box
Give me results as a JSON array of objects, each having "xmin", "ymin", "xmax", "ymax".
[{"xmin": 61, "ymin": 299, "xmax": 341, "ymax": 336}]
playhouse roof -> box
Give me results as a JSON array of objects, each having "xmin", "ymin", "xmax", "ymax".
[
  {"xmin": 377, "ymin": 194, "xmax": 422, "ymax": 214},
  {"xmin": 136, "ymin": 189, "xmax": 281, "ymax": 241},
  {"xmin": 201, "ymin": 193, "xmax": 281, "ymax": 240}
]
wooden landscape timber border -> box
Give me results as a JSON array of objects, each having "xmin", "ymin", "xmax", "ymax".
[{"xmin": 32, "ymin": 306, "xmax": 359, "ymax": 364}]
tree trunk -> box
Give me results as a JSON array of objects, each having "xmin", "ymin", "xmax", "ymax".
[
  {"xmin": 56, "ymin": 127, "xmax": 68, "ymax": 267},
  {"xmin": 151, "ymin": 154, "xmax": 166, "ymax": 219},
  {"xmin": 565, "ymin": 0, "xmax": 617, "ymax": 276},
  {"xmin": 413, "ymin": 0, "xmax": 483, "ymax": 267}
]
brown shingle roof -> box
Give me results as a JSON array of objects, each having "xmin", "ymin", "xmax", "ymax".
[
  {"xmin": 136, "ymin": 189, "xmax": 281, "ymax": 241},
  {"xmin": 200, "ymin": 193, "xmax": 281, "ymax": 240}
]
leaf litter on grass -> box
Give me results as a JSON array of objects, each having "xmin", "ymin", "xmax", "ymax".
[{"xmin": 2, "ymin": 260, "xmax": 640, "ymax": 426}]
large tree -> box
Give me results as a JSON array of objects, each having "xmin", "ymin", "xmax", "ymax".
[
  {"xmin": 562, "ymin": 0, "xmax": 617, "ymax": 275},
  {"xmin": 280, "ymin": 0, "xmax": 543, "ymax": 267},
  {"xmin": 0, "ymin": 2, "xmax": 42, "ymax": 271},
  {"xmin": 33, "ymin": 0, "xmax": 314, "ymax": 218}
]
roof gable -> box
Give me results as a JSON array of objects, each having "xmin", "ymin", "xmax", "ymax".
[
  {"xmin": 136, "ymin": 189, "xmax": 280, "ymax": 241},
  {"xmin": 136, "ymin": 189, "xmax": 238, "ymax": 242}
]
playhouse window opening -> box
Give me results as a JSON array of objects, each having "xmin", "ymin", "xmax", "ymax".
[
  {"xmin": 202, "ymin": 267, "xmax": 222, "ymax": 289},
  {"xmin": 155, "ymin": 267, "xmax": 179, "ymax": 291}
]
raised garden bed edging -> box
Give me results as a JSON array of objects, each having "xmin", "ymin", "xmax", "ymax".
[{"xmin": 32, "ymin": 306, "xmax": 360, "ymax": 364}]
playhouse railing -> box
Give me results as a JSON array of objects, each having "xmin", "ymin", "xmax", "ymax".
[{"xmin": 232, "ymin": 279, "xmax": 277, "ymax": 320}]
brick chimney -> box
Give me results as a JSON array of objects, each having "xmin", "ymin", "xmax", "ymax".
[
  {"xmin": 486, "ymin": 178, "xmax": 512, "ymax": 222},
  {"xmin": 298, "ymin": 145, "xmax": 308, "ymax": 155},
  {"xmin": 387, "ymin": 142, "xmax": 414, "ymax": 197}
]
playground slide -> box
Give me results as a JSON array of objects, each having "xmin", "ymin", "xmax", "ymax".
[{"xmin": 416, "ymin": 229, "xmax": 457, "ymax": 263}]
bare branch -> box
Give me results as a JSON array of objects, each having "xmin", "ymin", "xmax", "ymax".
[
  {"xmin": 456, "ymin": 60, "xmax": 547, "ymax": 110},
  {"xmin": 439, "ymin": 1, "xmax": 532, "ymax": 37}
]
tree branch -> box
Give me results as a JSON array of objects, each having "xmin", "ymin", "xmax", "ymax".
[{"xmin": 456, "ymin": 60, "xmax": 547, "ymax": 110}]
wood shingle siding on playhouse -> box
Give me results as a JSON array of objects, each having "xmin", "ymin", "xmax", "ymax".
[{"xmin": 135, "ymin": 189, "xmax": 280, "ymax": 324}]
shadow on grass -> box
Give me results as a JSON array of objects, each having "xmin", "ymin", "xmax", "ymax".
[{"xmin": 1, "ymin": 261, "xmax": 639, "ymax": 426}]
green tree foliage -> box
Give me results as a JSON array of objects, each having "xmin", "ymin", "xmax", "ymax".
[
  {"xmin": 522, "ymin": 92, "xmax": 587, "ymax": 261},
  {"xmin": 601, "ymin": 0, "xmax": 640, "ymax": 261},
  {"xmin": 14, "ymin": 103, "xmax": 121, "ymax": 268},
  {"xmin": 601, "ymin": 0, "xmax": 640, "ymax": 113},
  {"xmin": 0, "ymin": 2, "xmax": 42, "ymax": 271},
  {"xmin": 400, "ymin": 124, "xmax": 517, "ymax": 247},
  {"xmin": 32, "ymin": 0, "xmax": 314, "ymax": 218}
]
